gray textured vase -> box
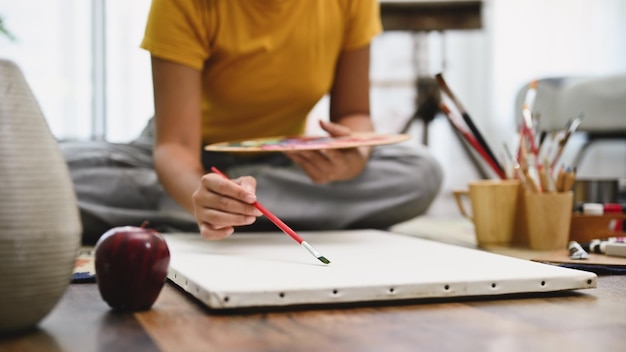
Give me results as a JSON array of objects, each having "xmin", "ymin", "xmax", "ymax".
[{"xmin": 0, "ymin": 59, "xmax": 82, "ymax": 334}]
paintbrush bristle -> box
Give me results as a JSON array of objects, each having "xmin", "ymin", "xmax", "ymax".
[{"xmin": 318, "ymin": 256, "xmax": 331, "ymax": 265}]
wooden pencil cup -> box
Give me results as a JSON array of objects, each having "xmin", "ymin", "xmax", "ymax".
[
  {"xmin": 522, "ymin": 191, "xmax": 574, "ymax": 251},
  {"xmin": 453, "ymin": 180, "xmax": 520, "ymax": 247},
  {"xmin": 512, "ymin": 185, "xmax": 530, "ymax": 246}
]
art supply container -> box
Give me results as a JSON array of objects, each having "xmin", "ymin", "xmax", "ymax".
[
  {"xmin": 453, "ymin": 180, "xmax": 520, "ymax": 247},
  {"xmin": 523, "ymin": 191, "xmax": 574, "ymax": 251}
]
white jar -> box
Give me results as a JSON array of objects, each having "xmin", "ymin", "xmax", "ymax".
[{"xmin": 0, "ymin": 59, "xmax": 81, "ymax": 334}]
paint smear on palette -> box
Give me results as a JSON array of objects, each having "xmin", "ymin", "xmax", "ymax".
[{"xmin": 204, "ymin": 133, "xmax": 411, "ymax": 152}]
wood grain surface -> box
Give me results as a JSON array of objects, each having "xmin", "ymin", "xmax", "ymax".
[{"xmin": 1, "ymin": 273, "xmax": 625, "ymax": 352}]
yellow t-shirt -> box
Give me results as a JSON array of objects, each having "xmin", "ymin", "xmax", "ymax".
[{"xmin": 141, "ymin": 0, "xmax": 382, "ymax": 144}]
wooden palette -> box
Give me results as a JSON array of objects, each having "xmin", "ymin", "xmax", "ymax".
[{"xmin": 204, "ymin": 133, "xmax": 411, "ymax": 152}]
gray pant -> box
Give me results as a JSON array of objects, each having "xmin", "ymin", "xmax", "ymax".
[{"xmin": 61, "ymin": 119, "xmax": 443, "ymax": 244}]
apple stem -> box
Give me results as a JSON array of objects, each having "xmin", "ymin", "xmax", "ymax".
[{"xmin": 140, "ymin": 220, "xmax": 150, "ymax": 229}]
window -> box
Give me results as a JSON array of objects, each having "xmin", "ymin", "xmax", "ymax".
[{"xmin": 0, "ymin": 0, "xmax": 153, "ymax": 143}]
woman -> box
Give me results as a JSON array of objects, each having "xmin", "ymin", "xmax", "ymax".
[
  {"xmin": 139, "ymin": 0, "xmax": 443, "ymax": 240},
  {"xmin": 66, "ymin": 0, "xmax": 443, "ymax": 244}
]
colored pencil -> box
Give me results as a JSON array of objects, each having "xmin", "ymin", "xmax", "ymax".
[
  {"xmin": 541, "ymin": 156, "xmax": 557, "ymax": 193},
  {"xmin": 561, "ymin": 167, "xmax": 577, "ymax": 192},
  {"xmin": 210, "ymin": 166, "xmax": 331, "ymax": 265},
  {"xmin": 440, "ymin": 103, "xmax": 506, "ymax": 180},
  {"xmin": 435, "ymin": 73, "xmax": 505, "ymax": 176},
  {"xmin": 556, "ymin": 165, "xmax": 566, "ymax": 192}
]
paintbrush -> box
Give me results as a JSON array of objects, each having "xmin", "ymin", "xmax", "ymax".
[
  {"xmin": 550, "ymin": 114, "xmax": 583, "ymax": 169},
  {"xmin": 435, "ymin": 73, "xmax": 505, "ymax": 176},
  {"xmin": 503, "ymin": 142, "xmax": 533, "ymax": 191},
  {"xmin": 210, "ymin": 166, "xmax": 331, "ymax": 265},
  {"xmin": 440, "ymin": 103, "xmax": 506, "ymax": 179},
  {"xmin": 524, "ymin": 80, "xmax": 538, "ymax": 109},
  {"xmin": 521, "ymin": 81, "xmax": 539, "ymax": 156},
  {"xmin": 537, "ymin": 130, "xmax": 548, "ymax": 152},
  {"xmin": 562, "ymin": 167, "xmax": 577, "ymax": 192},
  {"xmin": 515, "ymin": 137, "xmax": 542, "ymax": 193},
  {"xmin": 521, "ymin": 105, "xmax": 539, "ymax": 156}
]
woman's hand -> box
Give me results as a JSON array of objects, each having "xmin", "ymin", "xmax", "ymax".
[
  {"xmin": 192, "ymin": 173, "xmax": 263, "ymax": 240},
  {"xmin": 285, "ymin": 120, "xmax": 371, "ymax": 184}
]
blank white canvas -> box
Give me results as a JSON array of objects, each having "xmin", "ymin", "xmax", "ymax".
[{"xmin": 164, "ymin": 230, "xmax": 596, "ymax": 310}]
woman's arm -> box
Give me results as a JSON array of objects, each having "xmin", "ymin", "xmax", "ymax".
[
  {"xmin": 151, "ymin": 57, "xmax": 261, "ymax": 239},
  {"xmin": 329, "ymin": 44, "xmax": 375, "ymax": 134},
  {"xmin": 286, "ymin": 44, "xmax": 375, "ymax": 183},
  {"xmin": 151, "ymin": 56, "xmax": 204, "ymax": 213}
]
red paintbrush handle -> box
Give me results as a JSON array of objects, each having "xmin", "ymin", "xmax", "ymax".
[
  {"xmin": 210, "ymin": 166, "xmax": 304, "ymax": 244},
  {"xmin": 462, "ymin": 131, "xmax": 507, "ymax": 180},
  {"xmin": 251, "ymin": 201, "xmax": 303, "ymax": 244},
  {"xmin": 440, "ymin": 103, "xmax": 506, "ymax": 180}
]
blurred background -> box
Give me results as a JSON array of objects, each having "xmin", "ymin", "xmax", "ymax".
[{"xmin": 1, "ymin": 0, "xmax": 624, "ymax": 204}]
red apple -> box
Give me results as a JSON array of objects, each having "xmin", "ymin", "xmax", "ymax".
[{"xmin": 94, "ymin": 224, "xmax": 170, "ymax": 311}]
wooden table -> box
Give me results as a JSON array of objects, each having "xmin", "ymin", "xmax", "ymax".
[{"xmin": 2, "ymin": 274, "xmax": 625, "ymax": 352}]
